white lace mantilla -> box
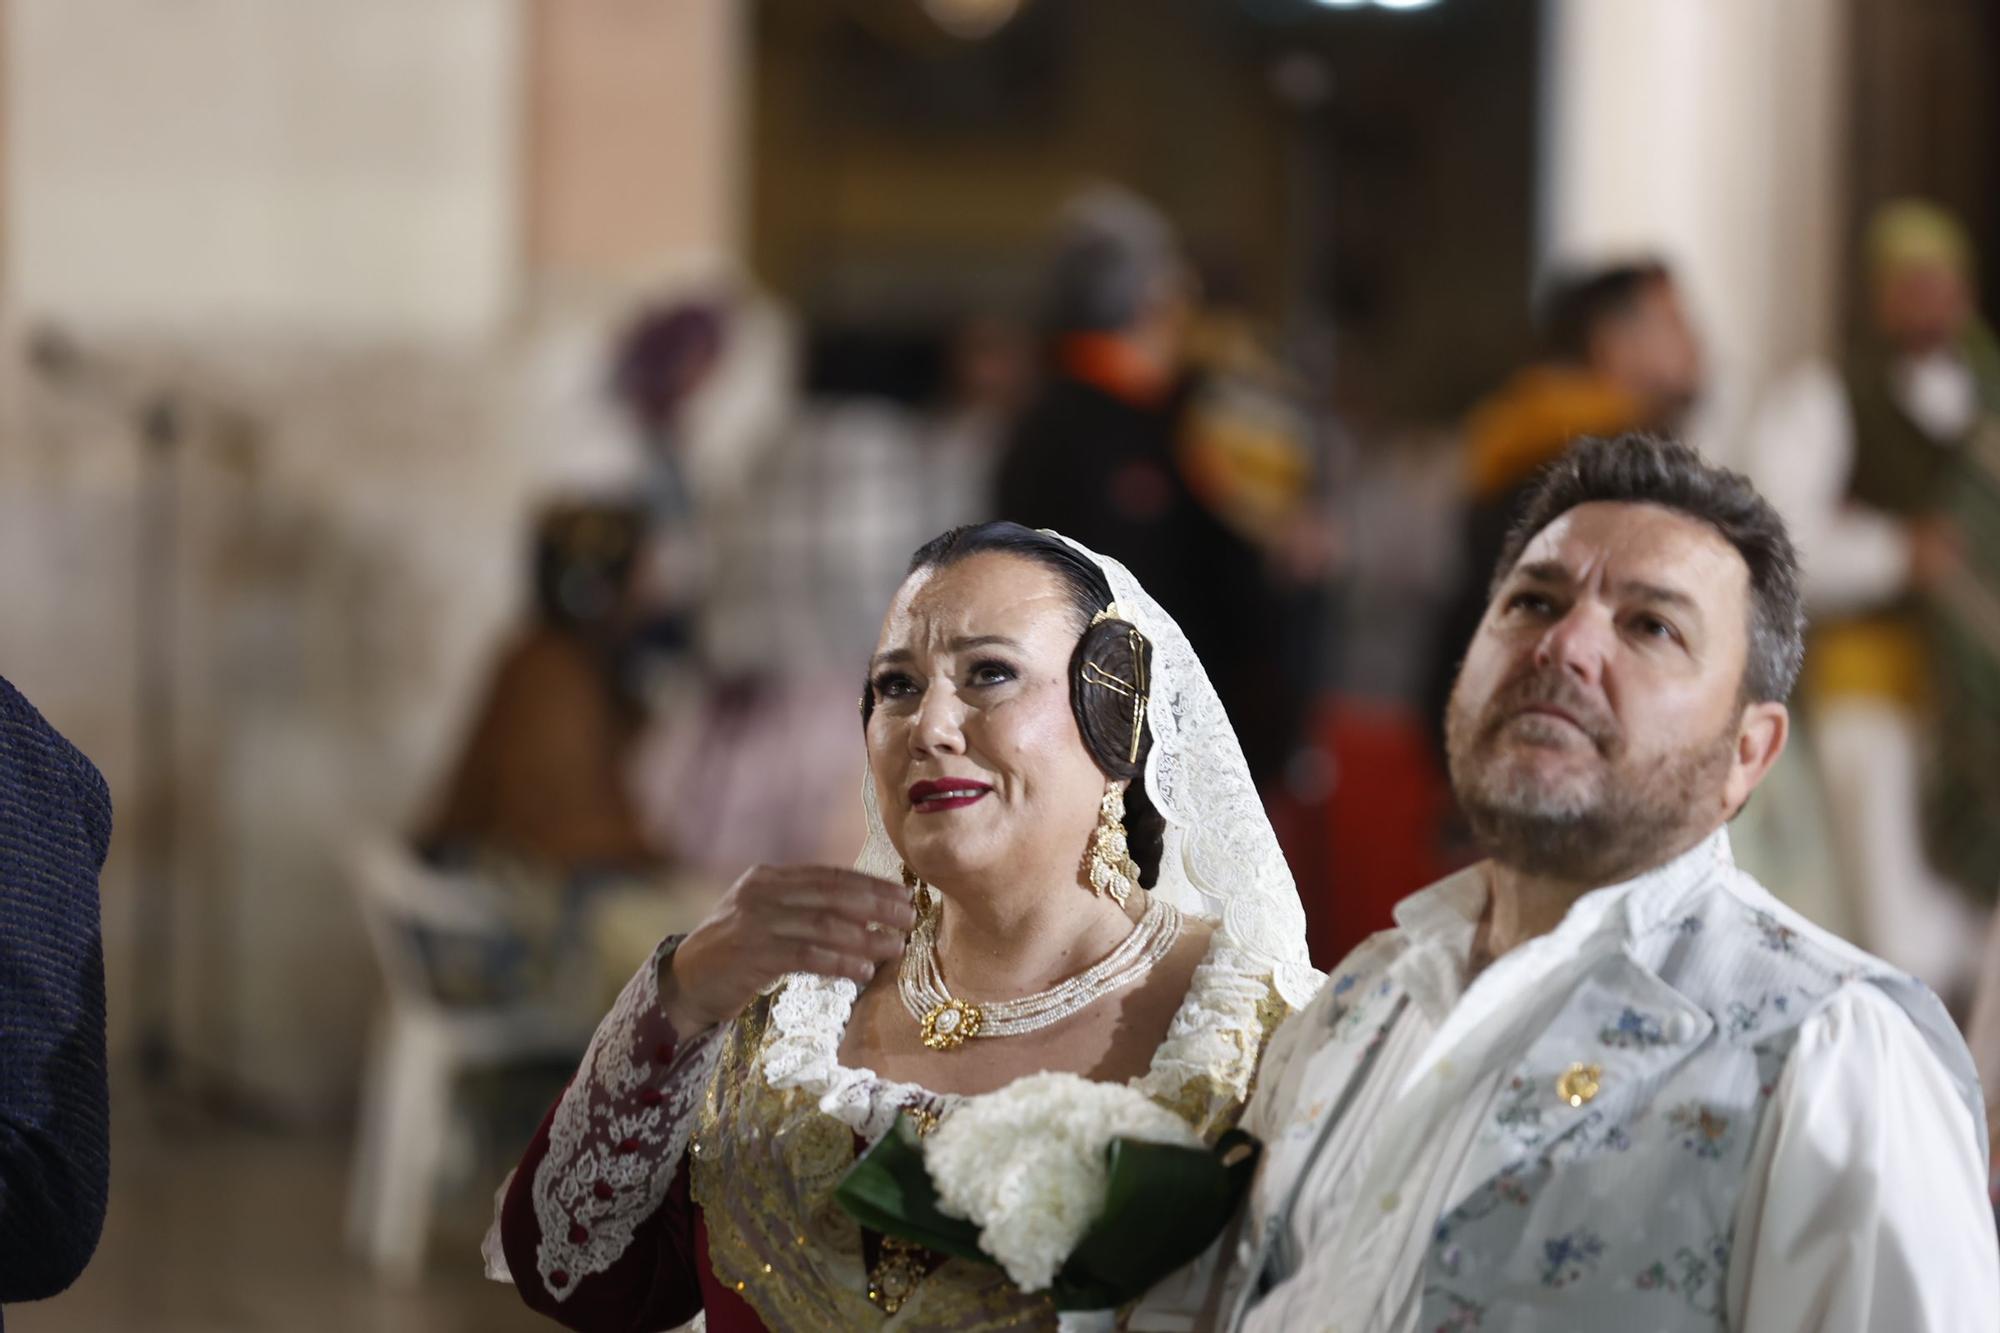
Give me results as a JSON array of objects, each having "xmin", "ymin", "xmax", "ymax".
[
  {"xmin": 1079, "ymin": 540, "xmax": 1320, "ymax": 1010},
  {"xmin": 762, "ymin": 925, "xmax": 1282, "ymax": 1141}
]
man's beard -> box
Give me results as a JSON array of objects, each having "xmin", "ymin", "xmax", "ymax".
[{"xmin": 1445, "ymin": 667, "xmax": 1736, "ymax": 884}]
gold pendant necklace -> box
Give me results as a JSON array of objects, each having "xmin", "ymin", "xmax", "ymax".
[{"xmin": 897, "ymin": 897, "xmax": 1181, "ymax": 1052}]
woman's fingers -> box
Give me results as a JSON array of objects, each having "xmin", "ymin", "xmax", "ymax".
[
  {"xmin": 792, "ymin": 941, "xmax": 880, "ymax": 984},
  {"xmin": 756, "ymin": 868, "xmax": 915, "ymax": 932},
  {"xmin": 673, "ymin": 864, "xmax": 917, "ymax": 1020},
  {"xmin": 767, "ymin": 911, "xmax": 902, "ymax": 958}
]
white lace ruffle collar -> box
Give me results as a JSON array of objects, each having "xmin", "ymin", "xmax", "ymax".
[{"xmin": 759, "ymin": 919, "xmax": 1280, "ymax": 1141}]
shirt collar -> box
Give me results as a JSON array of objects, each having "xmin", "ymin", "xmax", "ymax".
[
  {"xmin": 1390, "ymin": 825, "xmax": 1734, "ymax": 975},
  {"xmin": 1610, "ymin": 825, "xmax": 1734, "ymax": 937}
]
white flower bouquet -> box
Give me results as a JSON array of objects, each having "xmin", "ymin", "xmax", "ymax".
[{"xmin": 834, "ymin": 1071, "xmax": 1259, "ymax": 1317}]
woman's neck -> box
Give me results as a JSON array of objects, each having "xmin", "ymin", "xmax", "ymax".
[{"xmin": 931, "ymin": 870, "xmax": 1141, "ymax": 998}]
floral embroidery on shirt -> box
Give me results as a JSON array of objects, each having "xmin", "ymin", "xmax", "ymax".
[
  {"xmin": 1599, "ymin": 1006, "xmax": 1668, "ymax": 1048},
  {"xmin": 1725, "ymin": 990, "xmax": 1795, "ymax": 1041},
  {"xmin": 1424, "ymin": 1290, "xmax": 1486, "ymax": 1332},
  {"xmin": 1323, "ymin": 976, "xmax": 1392, "ymax": 1039},
  {"xmin": 1492, "ymin": 1074, "xmax": 1547, "ymax": 1144},
  {"xmin": 1539, "ymin": 1228, "xmax": 1606, "ymax": 1288},
  {"xmin": 1633, "ymin": 1234, "xmax": 1730, "ymax": 1316},
  {"xmin": 1435, "ymin": 1163, "xmax": 1540, "ymax": 1245},
  {"xmin": 1283, "ymin": 1098, "xmax": 1329, "ymax": 1143},
  {"xmin": 1674, "ymin": 914, "xmax": 1705, "ymax": 935},
  {"xmin": 1665, "ymin": 1102, "xmax": 1732, "ymax": 1159},
  {"xmin": 1751, "ymin": 909, "xmax": 1798, "ymax": 954},
  {"xmin": 1550, "ymin": 1109, "xmax": 1635, "ymax": 1162},
  {"xmin": 1723, "ymin": 998, "xmax": 1766, "ymax": 1038}
]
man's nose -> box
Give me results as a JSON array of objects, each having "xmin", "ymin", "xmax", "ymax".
[{"xmin": 1533, "ymin": 603, "xmax": 1612, "ymax": 688}]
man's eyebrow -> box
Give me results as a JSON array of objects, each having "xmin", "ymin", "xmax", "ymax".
[
  {"xmin": 1615, "ymin": 580, "xmax": 1700, "ymax": 613},
  {"xmin": 1510, "ymin": 563, "xmax": 1701, "ymax": 614},
  {"xmin": 868, "ymin": 634, "xmax": 1022, "ymax": 671},
  {"xmin": 1511, "ymin": 560, "xmax": 1573, "ymax": 585}
]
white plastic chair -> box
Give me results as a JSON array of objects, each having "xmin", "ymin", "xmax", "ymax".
[{"xmin": 343, "ymin": 833, "xmax": 596, "ymax": 1281}]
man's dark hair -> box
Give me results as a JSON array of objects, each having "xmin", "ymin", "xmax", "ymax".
[
  {"xmin": 1536, "ymin": 259, "xmax": 1673, "ymax": 364},
  {"xmin": 1489, "ymin": 435, "xmax": 1806, "ymax": 704},
  {"xmin": 862, "ymin": 521, "xmax": 1164, "ymax": 886}
]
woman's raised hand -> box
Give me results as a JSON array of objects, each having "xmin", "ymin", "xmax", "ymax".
[{"xmin": 658, "ymin": 865, "xmax": 915, "ymax": 1033}]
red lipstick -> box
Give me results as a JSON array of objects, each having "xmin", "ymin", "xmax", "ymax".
[{"xmin": 907, "ymin": 778, "xmax": 993, "ymax": 813}]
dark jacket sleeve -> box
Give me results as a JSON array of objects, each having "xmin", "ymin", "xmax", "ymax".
[{"xmin": 0, "ymin": 677, "xmax": 114, "ymax": 1303}]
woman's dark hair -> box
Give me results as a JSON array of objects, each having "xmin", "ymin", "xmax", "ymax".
[
  {"xmin": 862, "ymin": 521, "xmax": 1166, "ymax": 887},
  {"xmin": 1491, "ymin": 434, "xmax": 1805, "ymax": 704}
]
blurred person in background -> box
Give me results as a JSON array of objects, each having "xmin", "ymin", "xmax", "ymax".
[
  {"xmin": 606, "ymin": 301, "xmax": 728, "ymax": 662},
  {"xmin": 626, "ymin": 398, "xmax": 932, "ymax": 887},
  {"xmin": 996, "ymin": 186, "xmax": 1200, "ymax": 604},
  {"xmin": 0, "ymin": 678, "xmax": 112, "ymax": 1330},
  {"xmin": 1424, "ymin": 259, "xmax": 1704, "ymax": 762},
  {"xmin": 997, "ymin": 187, "xmax": 1316, "ymax": 786},
  {"xmin": 1302, "ymin": 327, "xmax": 1468, "ymax": 965},
  {"xmin": 415, "ymin": 501, "xmax": 664, "ymax": 1002},
  {"xmin": 922, "ymin": 315, "xmax": 1035, "ymax": 534},
  {"xmin": 1746, "ymin": 199, "xmax": 2000, "ymax": 1000},
  {"xmin": 1175, "ymin": 261, "xmax": 1339, "ymax": 786}
]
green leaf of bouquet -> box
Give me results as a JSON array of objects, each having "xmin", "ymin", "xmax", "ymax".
[
  {"xmin": 1051, "ymin": 1129, "xmax": 1261, "ymax": 1311},
  {"xmin": 832, "ymin": 1116, "xmax": 989, "ymax": 1266}
]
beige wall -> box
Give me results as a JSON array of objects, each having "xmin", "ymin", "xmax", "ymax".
[{"xmin": 4, "ymin": 0, "xmax": 525, "ymax": 339}]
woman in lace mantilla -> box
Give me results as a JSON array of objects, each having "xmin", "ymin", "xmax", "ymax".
[{"xmin": 486, "ymin": 523, "xmax": 1319, "ymax": 1331}]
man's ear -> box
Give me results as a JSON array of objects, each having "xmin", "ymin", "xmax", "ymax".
[{"xmin": 1723, "ymin": 701, "xmax": 1788, "ymax": 819}]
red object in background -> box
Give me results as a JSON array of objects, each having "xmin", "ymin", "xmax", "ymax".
[{"xmin": 1269, "ymin": 697, "xmax": 1465, "ymax": 971}]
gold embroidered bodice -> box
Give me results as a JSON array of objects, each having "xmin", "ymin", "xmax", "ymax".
[{"xmin": 687, "ymin": 975, "xmax": 1287, "ymax": 1330}]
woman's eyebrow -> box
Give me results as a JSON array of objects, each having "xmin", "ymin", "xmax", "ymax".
[{"xmin": 869, "ymin": 634, "xmax": 1023, "ymax": 671}]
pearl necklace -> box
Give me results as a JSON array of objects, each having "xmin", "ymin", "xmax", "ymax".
[{"xmin": 898, "ymin": 895, "xmax": 1183, "ymax": 1050}]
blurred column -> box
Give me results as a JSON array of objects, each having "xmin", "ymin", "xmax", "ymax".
[
  {"xmin": 523, "ymin": 0, "xmax": 745, "ymax": 291},
  {"xmin": 1539, "ymin": 0, "xmax": 1848, "ymax": 462}
]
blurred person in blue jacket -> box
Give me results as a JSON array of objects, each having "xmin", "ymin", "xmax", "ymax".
[{"xmin": 0, "ymin": 677, "xmax": 113, "ymax": 1328}]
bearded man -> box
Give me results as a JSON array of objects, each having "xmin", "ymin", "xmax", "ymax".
[{"xmin": 1192, "ymin": 435, "xmax": 1995, "ymax": 1331}]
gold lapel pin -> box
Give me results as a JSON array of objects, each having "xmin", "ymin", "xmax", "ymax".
[{"xmin": 1556, "ymin": 1062, "xmax": 1603, "ymax": 1108}]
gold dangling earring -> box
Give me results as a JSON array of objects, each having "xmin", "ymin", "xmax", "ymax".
[
  {"xmin": 1085, "ymin": 785, "xmax": 1141, "ymax": 907},
  {"xmin": 902, "ymin": 862, "xmax": 932, "ymax": 921}
]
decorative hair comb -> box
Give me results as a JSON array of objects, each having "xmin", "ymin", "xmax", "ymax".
[{"xmin": 1082, "ymin": 621, "xmax": 1149, "ymax": 765}]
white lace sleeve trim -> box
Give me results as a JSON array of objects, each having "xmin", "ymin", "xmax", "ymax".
[
  {"xmin": 507, "ymin": 936, "xmax": 725, "ymax": 1300},
  {"xmin": 1133, "ymin": 939, "xmax": 1278, "ymax": 1106},
  {"xmin": 762, "ymin": 923, "xmax": 1278, "ymax": 1139}
]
